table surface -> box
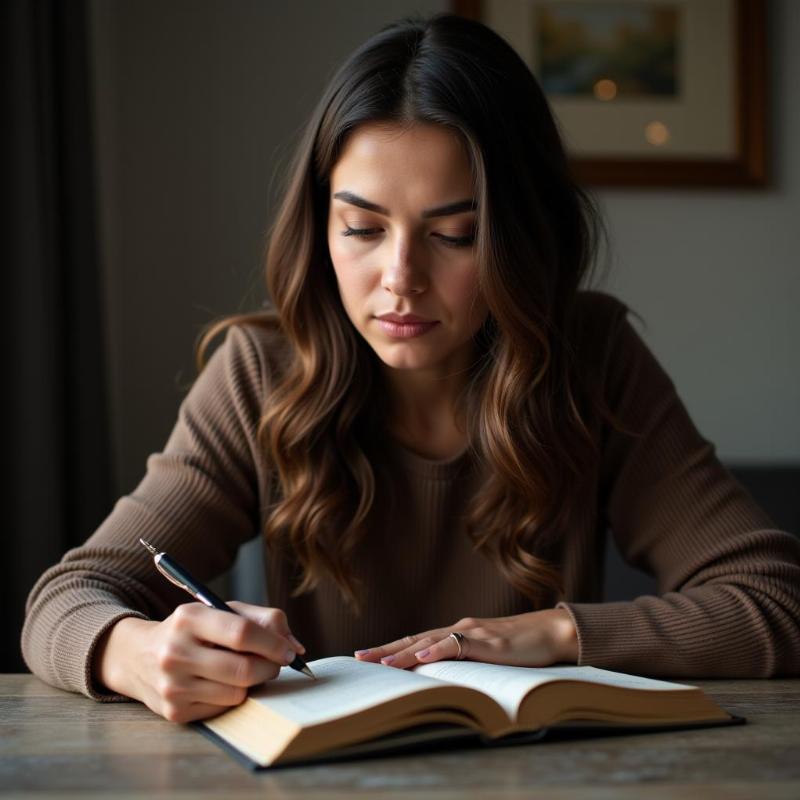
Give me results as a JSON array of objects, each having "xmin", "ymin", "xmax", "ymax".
[{"xmin": 1, "ymin": 673, "xmax": 798, "ymax": 799}]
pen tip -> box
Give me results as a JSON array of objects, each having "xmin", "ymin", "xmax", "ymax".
[
  {"xmin": 139, "ymin": 538, "xmax": 158, "ymax": 555},
  {"xmin": 301, "ymin": 665, "xmax": 316, "ymax": 680}
]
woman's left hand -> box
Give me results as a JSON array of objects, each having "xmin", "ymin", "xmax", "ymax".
[{"xmin": 354, "ymin": 608, "xmax": 578, "ymax": 669}]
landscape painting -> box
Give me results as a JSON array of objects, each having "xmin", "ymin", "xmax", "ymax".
[{"xmin": 536, "ymin": 2, "xmax": 680, "ymax": 99}]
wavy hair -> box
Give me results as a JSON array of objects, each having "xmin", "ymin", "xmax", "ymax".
[{"xmin": 196, "ymin": 12, "xmax": 617, "ymax": 612}]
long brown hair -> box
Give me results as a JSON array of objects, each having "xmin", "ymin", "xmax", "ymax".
[{"xmin": 196, "ymin": 13, "xmax": 616, "ymax": 611}]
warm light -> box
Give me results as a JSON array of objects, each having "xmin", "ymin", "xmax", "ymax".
[
  {"xmin": 593, "ymin": 78, "xmax": 618, "ymax": 101},
  {"xmin": 645, "ymin": 120, "xmax": 670, "ymax": 146}
]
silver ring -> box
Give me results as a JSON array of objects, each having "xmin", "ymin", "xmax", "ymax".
[{"xmin": 449, "ymin": 631, "xmax": 467, "ymax": 660}]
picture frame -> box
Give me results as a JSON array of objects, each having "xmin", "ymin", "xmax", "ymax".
[{"xmin": 452, "ymin": 0, "xmax": 767, "ymax": 187}]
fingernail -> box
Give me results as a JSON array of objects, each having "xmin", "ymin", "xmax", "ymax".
[
  {"xmin": 288, "ymin": 634, "xmax": 305, "ymax": 653},
  {"xmin": 415, "ymin": 649, "xmax": 430, "ymax": 659},
  {"xmin": 381, "ymin": 655, "xmax": 395, "ymax": 665},
  {"xmin": 354, "ymin": 649, "xmax": 370, "ymax": 656},
  {"xmin": 285, "ymin": 650, "xmax": 296, "ymax": 665}
]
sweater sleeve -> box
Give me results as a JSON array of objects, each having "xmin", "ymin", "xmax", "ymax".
[
  {"xmin": 556, "ymin": 302, "xmax": 800, "ymax": 677},
  {"xmin": 21, "ymin": 324, "xmax": 268, "ymax": 700}
]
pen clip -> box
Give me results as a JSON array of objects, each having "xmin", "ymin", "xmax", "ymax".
[{"xmin": 154, "ymin": 557, "xmax": 190, "ymax": 593}]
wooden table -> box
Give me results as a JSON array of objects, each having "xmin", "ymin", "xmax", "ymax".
[{"xmin": 1, "ymin": 674, "xmax": 798, "ymax": 798}]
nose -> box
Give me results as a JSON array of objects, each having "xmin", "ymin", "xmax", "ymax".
[{"xmin": 381, "ymin": 240, "xmax": 427, "ymax": 296}]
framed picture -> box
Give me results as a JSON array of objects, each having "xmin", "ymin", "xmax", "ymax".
[{"xmin": 453, "ymin": 0, "xmax": 767, "ymax": 187}]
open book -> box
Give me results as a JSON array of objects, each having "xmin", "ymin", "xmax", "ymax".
[{"xmin": 198, "ymin": 656, "xmax": 741, "ymax": 768}]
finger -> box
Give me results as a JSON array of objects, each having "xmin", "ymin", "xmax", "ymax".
[
  {"xmin": 354, "ymin": 617, "xmax": 481, "ymax": 661},
  {"xmin": 185, "ymin": 676, "xmax": 249, "ymax": 706},
  {"xmin": 171, "ymin": 603, "xmax": 297, "ymax": 666},
  {"xmin": 182, "ymin": 702, "xmax": 237, "ymax": 724},
  {"xmin": 226, "ymin": 602, "xmax": 306, "ymax": 654},
  {"xmin": 412, "ymin": 632, "xmax": 469, "ymax": 664},
  {"xmin": 191, "ymin": 646, "xmax": 281, "ymax": 687},
  {"xmin": 379, "ymin": 636, "xmax": 442, "ymax": 669},
  {"xmin": 156, "ymin": 675, "xmax": 248, "ymax": 724},
  {"xmin": 354, "ymin": 629, "xmax": 448, "ymax": 662}
]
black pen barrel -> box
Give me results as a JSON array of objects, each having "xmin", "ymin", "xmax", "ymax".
[{"xmin": 157, "ymin": 554, "xmax": 229, "ymax": 611}]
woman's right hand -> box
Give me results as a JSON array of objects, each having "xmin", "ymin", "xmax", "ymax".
[{"xmin": 92, "ymin": 601, "xmax": 305, "ymax": 723}]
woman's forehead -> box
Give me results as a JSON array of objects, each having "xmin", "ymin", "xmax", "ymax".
[{"xmin": 331, "ymin": 122, "xmax": 474, "ymax": 191}]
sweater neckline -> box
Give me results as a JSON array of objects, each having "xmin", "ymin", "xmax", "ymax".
[{"xmin": 388, "ymin": 437, "xmax": 472, "ymax": 480}]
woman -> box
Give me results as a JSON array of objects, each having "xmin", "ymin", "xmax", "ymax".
[{"xmin": 22, "ymin": 12, "xmax": 800, "ymax": 724}]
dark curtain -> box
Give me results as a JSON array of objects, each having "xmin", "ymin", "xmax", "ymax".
[{"xmin": 2, "ymin": 1, "xmax": 113, "ymax": 671}]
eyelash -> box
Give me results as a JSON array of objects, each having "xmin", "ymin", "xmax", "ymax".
[{"xmin": 341, "ymin": 226, "xmax": 475, "ymax": 249}]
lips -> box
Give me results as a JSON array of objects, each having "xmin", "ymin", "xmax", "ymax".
[
  {"xmin": 375, "ymin": 313, "xmax": 436, "ymax": 324},
  {"xmin": 375, "ymin": 314, "xmax": 439, "ymax": 339}
]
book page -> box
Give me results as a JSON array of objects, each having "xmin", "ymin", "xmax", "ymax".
[
  {"xmin": 247, "ymin": 656, "xmax": 453, "ymax": 727},
  {"xmin": 413, "ymin": 661, "xmax": 695, "ymax": 721}
]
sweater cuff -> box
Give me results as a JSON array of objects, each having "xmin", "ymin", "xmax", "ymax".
[
  {"xmin": 56, "ymin": 603, "xmax": 150, "ymax": 702},
  {"xmin": 555, "ymin": 600, "xmax": 640, "ymax": 669}
]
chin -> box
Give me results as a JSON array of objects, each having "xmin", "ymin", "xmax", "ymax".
[{"xmin": 370, "ymin": 341, "xmax": 438, "ymax": 370}]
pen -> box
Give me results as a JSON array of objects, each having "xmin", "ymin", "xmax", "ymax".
[{"xmin": 139, "ymin": 538, "xmax": 315, "ymax": 679}]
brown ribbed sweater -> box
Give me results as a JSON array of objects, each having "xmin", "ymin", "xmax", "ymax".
[{"xmin": 21, "ymin": 292, "xmax": 800, "ymax": 699}]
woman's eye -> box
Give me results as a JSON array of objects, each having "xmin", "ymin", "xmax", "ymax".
[
  {"xmin": 341, "ymin": 225, "xmax": 381, "ymax": 240},
  {"xmin": 437, "ymin": 233, "xmax": 475, "ymax": 248},
  {"xmin": 340, "ymin": 226, "xmax": 475, "ymax": 248}
]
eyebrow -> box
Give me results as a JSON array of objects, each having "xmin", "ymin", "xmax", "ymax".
[{"xmin": 332, "ymin": 190, "xmax": 477, "ymax": 219}]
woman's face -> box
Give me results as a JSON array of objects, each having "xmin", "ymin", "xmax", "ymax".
[{"xmin": 327, "ymin": 121, "xmax": 488, "ymax": 374}]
